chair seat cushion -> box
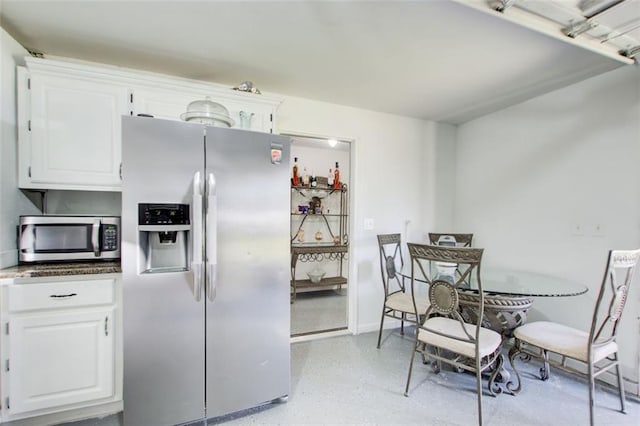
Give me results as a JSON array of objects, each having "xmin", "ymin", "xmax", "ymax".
[
  {"xmin": 418, "ymin": 316, "xmax": 502, "ymax": 359},
  {"xmin": 386, "ymin": 292, "xmax": 429, "ymax": 315},
  {"xmin": 514, "ymin": 321, "xmax": 618, "ymax": 363}
]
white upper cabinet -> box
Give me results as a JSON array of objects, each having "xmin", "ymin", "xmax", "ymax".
[
  {"xmin": 18, "ymin": 66, "xmax": 128, "ymax": 191},
  {"xmin": 131, "ymin": 87, "xmax": 275, "ymax": 133},
  {"xmin": 18, "ymin": 57, "xmax": 282, "ymax": 191}
]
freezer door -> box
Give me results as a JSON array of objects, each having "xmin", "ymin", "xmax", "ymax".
[
  {"xmin": 205, "ymin": 127, "xmax": 291, "ymax": 419},
  {"xmin": 122, "ymin": 116, "xmax": 206, "ymax": 426}
]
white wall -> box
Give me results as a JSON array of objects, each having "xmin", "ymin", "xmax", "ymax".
[
  {"xmin": 423, "ymin": 121, "xmax": 457, "ymax": 233},
  {"xmin": 0, "ymin": 28, "xmax": 40, "ymax": 268},
  {"xmin": 0, "ymin": 29, "xmax": 449, "ymax": 334},
  {"xmin": 455, "ymin": 65, "xmax": 640, "ymax": 382},
  {"xmin": 276, "ymin": 96, "xmax": 450, "ymax": 332},
  {"xmin": 0, "ymin": 30, "xmax": 120, "ymax": 268}
]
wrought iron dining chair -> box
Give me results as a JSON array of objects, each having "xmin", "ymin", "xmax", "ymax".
[
  {"xmin": 376, "ymin": 233, "xmax": 429, "ymax": 349},
  {"xmin": 508, "ymin": 248, "xmax": 640, "ymax": 426},
  {"xmin": 429, "ymin": 233, "xmax": 474, "ymax": 283},
  {"xmin": 428, "ymin": 232, "xmax": 474, "ymax": 247},
  {"xmin": 404, "ymin": 243, "xmax": 503, "ymax": 426}
]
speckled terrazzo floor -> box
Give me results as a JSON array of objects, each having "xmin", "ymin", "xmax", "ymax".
[
  {"xmin": 291, "ymin": 289, "xmax": 348, "ymax": 335},
  {"xmin": 65, "ymin": 330, "xmax": 639, "ymax": 426}
]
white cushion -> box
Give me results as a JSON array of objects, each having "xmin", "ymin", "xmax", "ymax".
[
  {"xmin": 418, "ymin": 316, "xmax": 502, "ymax": 359},
  {"xmin": 386, "ymin": 292, "xmax": 429, "ymax": 315},
  {"xmin": 514, "ymin": 321, "xmax": 618, "ymax": 363}
]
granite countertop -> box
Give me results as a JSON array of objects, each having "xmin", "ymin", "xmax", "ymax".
[{"xmin": 0, "ymin": 261, "xmax": 122, "ymax": 279}]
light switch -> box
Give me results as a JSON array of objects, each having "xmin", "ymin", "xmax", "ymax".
[{"xmin": 364, "ymin": 218, "xmax": 375, "ymax": 230}]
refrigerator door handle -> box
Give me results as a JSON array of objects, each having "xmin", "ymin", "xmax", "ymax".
[
  {"xmin": 206, "ymin": 172, "xmax": 218, "ymax": 301},
  {"xmin": 192, "ymin": 171, "xmax": 204, "ymax": 301}
]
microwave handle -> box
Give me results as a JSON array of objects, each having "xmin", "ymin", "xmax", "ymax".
[{"xmin": 92, "ymin": 219, "xmax": 101, "ymax": 257}]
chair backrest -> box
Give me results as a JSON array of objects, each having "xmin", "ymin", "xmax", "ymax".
[
  {"xmin": 408, "ymin": 243, "xmax": 484, "ymax": 342},
  {"xmin": 428, "ymin": 233, "xmax": 474, "ymax": 247},
  {"xmin": 589, "ymin": 248, "xmax": 640, "ymax": 352},
  {"xmin": 377, "ymin": 233, "xmax": 405, "ymax": 297},
  {"xmin": 429, "ymin": 233, "xmax": 474, "ymax": 281}
]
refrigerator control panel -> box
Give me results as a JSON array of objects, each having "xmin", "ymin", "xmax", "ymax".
[{"xmin": 138, "ymin": 203, "xmax": 190, "ymax": 225}]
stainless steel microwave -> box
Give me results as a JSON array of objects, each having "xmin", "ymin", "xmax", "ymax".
[{"xmin": 18, "ymin": 215, "xmax": 120, "ymax": 263}]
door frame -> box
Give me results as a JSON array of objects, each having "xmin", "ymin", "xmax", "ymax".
[{"xmin": 280, "ymin": 130, "xmax": 356, "ymax": 340}]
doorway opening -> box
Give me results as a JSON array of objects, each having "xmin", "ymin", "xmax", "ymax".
[{"xmin": 286, "ymin": 134, "xmax": 351, "ymax": 337}]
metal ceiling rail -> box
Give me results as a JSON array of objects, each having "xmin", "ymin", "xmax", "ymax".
[{"xmin": 455, "ymin": 0, "xmax": 637, "ymax": 64}]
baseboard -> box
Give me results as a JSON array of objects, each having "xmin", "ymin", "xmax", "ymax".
[
  {"xmin": 357, "ymin": 318, "xmax": 410, "ymax": 335},
  {"xmin": 291, "ymin": 328, "xmax": 351, "ymax": 343},
  {"xmin": 561, "ymin": 358, "xmax": 640, "ymax": 398},
  {"xmin": 1, "ymin": 401, "xmax": 122, "ymax": 426}
]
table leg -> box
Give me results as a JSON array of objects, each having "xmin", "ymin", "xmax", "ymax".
[{"xmin": 458, "ymin": 292, "xmax": 533, "ymax": 395}]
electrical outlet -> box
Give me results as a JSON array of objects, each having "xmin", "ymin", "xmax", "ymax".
[
  {"xmin": 572, "ymin": 223, "xmax": 584, "ymax": 236},
  {"xmin": 592, "ymin": 223, "xmax": 605, "ymax": 237},
  {"xmin": 363, "ymin": 218, "xmax": 374, "ymax": 230}
]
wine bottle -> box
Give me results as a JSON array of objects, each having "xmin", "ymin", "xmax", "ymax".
[
  {"xmin": 333, "ymin": 162, "xmax": 341, "ymax": 189},
  {"xmin": 302, "ymin": 167, "xmax": 310, "ymax": 186},
  {"xmin": 292, "ymin": 157, "xmax": 299, "ymax": 186},
  {"xmin": 327, "ymin": 168, "xmax": 334, "ymax": 187}
]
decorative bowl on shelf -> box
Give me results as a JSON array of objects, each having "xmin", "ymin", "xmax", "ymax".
[
  {"xmin": 307, "ymin": 269, "xmax": 326, "ymax": 284},
  {"xmin": 180, "ymin": 96, "xmax": 235, "ymax": 127}
]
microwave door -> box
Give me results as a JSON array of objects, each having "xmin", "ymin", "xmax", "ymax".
[{"xmin": 18, "ymin": 220, "xmax": 119, "ymax": 263}]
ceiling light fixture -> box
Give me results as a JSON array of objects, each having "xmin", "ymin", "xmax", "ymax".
[
  {"xmin": 563, "ymin": 19, "xmax": 599, "ymax": 38},
  {"xmin": 327, "ymin": 139, "xmax": 338, "ymax": 148},
  {"xmin": 620, "ymin": 45, "xmax": 640, "ymax": 59},
  {"xmin": 494, "ymin": 0, "xmax": 517, "ymax": 13}
]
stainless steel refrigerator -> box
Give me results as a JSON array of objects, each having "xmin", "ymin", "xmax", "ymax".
[{"xmin": 121, "ymin": 116, "xmax": 290, "ymax": 426}]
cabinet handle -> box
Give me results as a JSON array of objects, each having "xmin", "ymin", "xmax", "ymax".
[
  {"xmin": 49, "ymin": 293, "xmax": 77, "ymax": 298},
  {"xmin": 104, "ymin": 316, "xmax": 109, "ymax": 336}
]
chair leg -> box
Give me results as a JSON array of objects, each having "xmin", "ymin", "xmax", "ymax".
[
  {"xmin": 400, "ymin": 312, "xmax": 405, "ymax": 336},
  {"xmin": 476, "ymin": 357, "xmax": 483, "ymax": 426},
  {"xmin": 420, "ymin": 342, "xmax": 429, "ymax": 364},
  {"xmin": 588, "ymin": 361, "xmax": 595, "ymax": 426},
  {"xmin": 376, "ymin": 308, "xmax": 386, "ymax": 349},
  {"xmin": 614, "ymin": 354, "xmax": 626, "ymax": 414},
  {"xmin": 540, "ymin": 349, "xmax": 550, "ymax": 381},
  {"xmin": 404, "ymin": 338, "xmax": 419, "ymax": 397}
]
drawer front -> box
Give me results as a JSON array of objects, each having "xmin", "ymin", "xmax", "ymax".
[{"xmin": 8, "ymin": 279, "xmax": 114, "ymax": 312}]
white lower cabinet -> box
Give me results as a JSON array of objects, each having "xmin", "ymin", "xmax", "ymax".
[{"xmin": 0, "ymin": 275, "xmax": 122, "ymax": 424}]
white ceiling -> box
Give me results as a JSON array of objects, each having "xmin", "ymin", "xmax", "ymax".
[{"xmin": 1, "ymin": 0, "xmax": 638, "ymax": 124}]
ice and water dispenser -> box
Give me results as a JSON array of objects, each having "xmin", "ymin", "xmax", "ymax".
[{"xmin": 138, "ymin": 203, "xmax": 190, "ymax": 273}]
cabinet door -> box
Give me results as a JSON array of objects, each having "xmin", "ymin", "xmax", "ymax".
[
  {"xmin": 132, "ymin": 87, "xmax": 275, "ymax": 132},
  {"xmin": 131, "ymin": 88, "xmax": 193, "ymax": 122},
  {"xmin": 7, "ymin": 308, "xmax": 115, "ymax": 414},
  {"xmin": 28, "ymin": 73, "xmax": 128, "ymax": 190}
]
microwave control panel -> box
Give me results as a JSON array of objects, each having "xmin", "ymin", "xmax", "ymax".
[{"xmin": 102, "ymin": 224, "xmax": 119, "ymax": 251}]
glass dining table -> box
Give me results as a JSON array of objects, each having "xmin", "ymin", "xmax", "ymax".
[
  {"xmin": 399, "ymin": 265, "xmax": 588, "ymax": 337},
  {"xmin": 399, "ymin": 265, "xmax": 588, "ymax": 394}
]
